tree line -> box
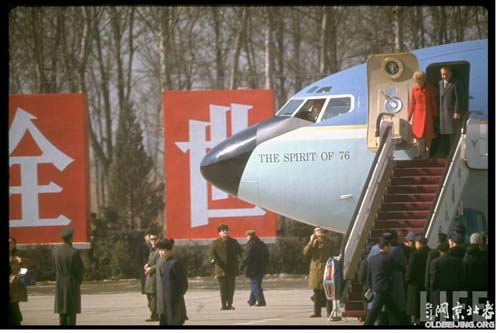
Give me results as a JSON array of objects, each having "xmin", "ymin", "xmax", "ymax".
[{"xmin": 9, "ymin": 6, "xmax": 489, "ymax": 233}]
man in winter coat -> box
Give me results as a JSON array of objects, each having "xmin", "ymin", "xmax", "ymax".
[
  {"xmin": 144, "ymin": 234, "xmax": 160, "ymax": 321},
  {"xmin": 406, "ymin": 233, "xmax": 430, "ymax": 325},
  {"xmin": 364, "ymin": 238, "xmax": 407, "ymax": 326},
  {"xmin": 9, "ymin": 236, "xmax": 28, "ymax": 326},
  {"xmin": 53, "ymin": 227, "xmax": 84, "ymax": 326},
  {"xmin": 240, "ymin": 230, "xmax": 270, "ymax": 307},
  {"xmin": 303, "ymin": 226, "xmax": 335, "ymax": 318},
  {"xmin": 430, "ymin": 237, "xmax": 465, "ymax": 314},
  {"xmin": 463, "ymin": 233, "xmax": 488, "ymax": 292},
  {"xmin": 438, "ymin": 66, "xmax": 464, "ymax": 149},
  {"xmin": 156, "ymin": 239, "xmax": 188, "ymax": 326},
  {"xmin": 208, "ymin": 224, "xmax": 243, "ymax": 310}
]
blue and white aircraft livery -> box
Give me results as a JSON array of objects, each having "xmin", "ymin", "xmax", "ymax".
[{"xmin": 200, "ymin": 39, "xmax": 488, "ymax": 235}]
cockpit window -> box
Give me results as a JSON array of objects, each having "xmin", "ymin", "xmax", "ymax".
[
  {"xmin": 276, "ymin": 99, "xmax": 304, "ymax": 116},
  {"xmin": 294, "ymin": 99, "xmax": 326, "ymax": 122},
  {"xmin": 321, "ymin": 97, "xmax": 352, "ymax": 120},
  {"xmin": 316, "ymin": 86, "xmax": 332, "ymax": 93}
]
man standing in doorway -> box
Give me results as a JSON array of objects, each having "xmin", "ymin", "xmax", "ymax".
[
  {"xmin": 208, "ymin": 224, "xmax": 243, "ymax": 310},
  {"xmin": 53, "ymin": 226, "xmax": 84, "ymax": 326},
  {"xmin": 438, "ymin": 66, "xmax": 464, "ymax": 152}
]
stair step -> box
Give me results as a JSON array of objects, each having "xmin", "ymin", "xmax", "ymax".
[
  {"xmin": 373, "ymin": 219, "xmax": 426, "ymax": 229},
  {"xmin": 342, "ymin": 310, "xmax": 367, "ymax": 319},
  {"xmin": 394, "ymin": 158, "xmax": 447, "ymax": 168},
  {"xmin": 343, "ymin": 300, "xmax": 365, "ymax": 311},
  {"xmin": 380, "ymin": 202, "xmax": 432, "ymax": 211},
  {"xmin": 384, "ymin": 193, "xmax": 435, "ymax": 203},
  {"xmin": 391, "ymin": 176, "xmax": 441, "ymax": 185},
  {"xmin": 393, "ymin": 167, "xmax": 445, "ymax": 177},
  {"xmin": 377, "ymin": 211, "xmax": 428, "ymax": 220},
  {"xmin": 387, "ymin": 185, "xmax": 439, "ymax": 194}
]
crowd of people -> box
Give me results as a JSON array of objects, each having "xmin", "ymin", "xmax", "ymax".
[
  {"xmin": 9, "ymin": 221, "xmax": 488, "ymax": 327},
  {"xmin": 135, "ymin": 223, "xmax": 269, "ymax": 326},
  {"xmin": 359, "ymin": 227, "xmax": 489, "ymax": 326}
]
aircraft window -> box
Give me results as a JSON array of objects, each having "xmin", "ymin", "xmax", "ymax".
[
  {"xmin": 294, "ymin": 99, "xmax": 326, "ymax": 122},
  {"xmin": 321, "ymin": 97, "xmax": 352, "ymax": 120},
  {"xmin": 317, "ymin": 86, "xmax": 332, "ymax": 93},
  {"xmin": 276, "ymin": 99, "xmax": 304, "ymax": 116},
  {"xmin": 306, "ymin": 86, "xmax": 318, "ymax": 93}
]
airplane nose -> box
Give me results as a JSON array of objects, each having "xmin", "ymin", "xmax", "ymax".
[{"xmin": 200, "ymin": 123, "xmax": 258, "ymax": 196}]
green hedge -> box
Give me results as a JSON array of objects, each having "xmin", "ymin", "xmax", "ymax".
[{"xmin": 18, "ymin": 218, "xmax": 342, "ymax": 281}]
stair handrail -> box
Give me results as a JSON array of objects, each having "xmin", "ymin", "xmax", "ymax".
[
  {"xmin": 340, "ymin": 124, "xmax": 395, "ymax": 282},
  {"xmin": 423, "ymin": 116, "xmax": 471, "ymax": 247},
  {"xmin": 424, "ymin": 135, "xmax": 469, "ymax": 247}
]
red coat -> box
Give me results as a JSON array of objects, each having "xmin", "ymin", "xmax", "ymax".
[{"xmin": 408, "ymin": 84, "xmax": 437, "ymax": 139}]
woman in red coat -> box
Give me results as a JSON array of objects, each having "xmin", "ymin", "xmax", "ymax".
[{"xmin": 408, "ymin": 71, "xmax": 437, "ymax": 160}]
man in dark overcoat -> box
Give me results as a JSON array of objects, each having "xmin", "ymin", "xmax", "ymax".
[
  {"xmin": 240, "ymin": 230, "xmax": 269, "ymax": 307},
  {"xmin": 208, "ymin": 224, "xmax": 243, "ymax": 310},
  {"xmin": 364, "ymin": 238, "xmax": 407, "ymax": 326},
  {"xmin": 463, "ymin": 233, "xmax": 488, "ymax": 292},
  {"xmin": 405, "ymin": 233, "xmax": 430, "ymax": 325},
  {"xmin": 303, "ymin": 226, "xmax": 335, "ymax": 318},
  {"xmin": 53, "ymin": 226, "xmax": 84, "ymax": 326},
  {"xmin": 135, "ymin": 233, "xmax": 151, "ymax": 295},
  {"xmin": 424, "ymin": 232, "xmax": 448, "ymax": 293},
  {"xmin": 429, "ymin": 238, "xmax": 465, "ymax": 316},
  {"xmin": 144, "ymin": 234, "xmax": 160, "ymax": 321},
  {"xmin": 438, "ymin": 66, "xmax": 464, "ymax": 148},
  {"xmin": 156, "ymin": 239, "xmax": 188, "ymax": 326}
]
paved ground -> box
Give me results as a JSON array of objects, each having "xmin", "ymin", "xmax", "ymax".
[{"xmin": 19, "ymin": 276, "xmax": 362, "ymax": 327}]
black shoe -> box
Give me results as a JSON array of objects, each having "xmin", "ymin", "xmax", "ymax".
[
  {"xmin": 145, "ymin": 318, "xmax": 156, "ymax": 322},
  {"xmin": 310, "ymin": 314, "xmax": 321, "ymax": 318},
  {"xmin": 256, "ymin": 302, "xmax": 266, "ymax": 307},
  {"xmin": 227, "ymin": 305, "xmax": 235, "ymax": 310},
  {"xmin": 248, "ymin": 300, "xmax": 255, "ymax": 306},
  {"xmin": 220, "ymin": 306, "xmax": 228, "ymax": 310}
]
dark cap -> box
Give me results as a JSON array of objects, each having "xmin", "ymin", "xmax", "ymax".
[
  {"xmin": 217, "ymin": 224, "xmax": 229, "ymax": 232},
  {"xmin": 246, "ymin": 230, "xmax": 256, "ymax": 237},
  {"xmin": 415, "ymin": 233, "xmax": 427, "ymax": 244},
  {"xmin": 59, "ymin": 226, "xmax": 74, "ymax": 239},
  {"xmin": 157, "ymin": 239, "xmax": 174, "ymax": 250},
  {"xmin": 452, "ymin": 233, "xmax": 465, "ymax": 244},
  {"xmin": 405, "ymin": 232, "xmax": 416, "ymax": 242}
]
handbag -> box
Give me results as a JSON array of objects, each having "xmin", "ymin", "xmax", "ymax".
[{"xmin": 363, "ymin": 288, "xmax": 374, "ymax": 302}]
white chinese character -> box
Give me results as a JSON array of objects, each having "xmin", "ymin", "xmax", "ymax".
[
  {"xmin": 435, "ymin": 302, "xmax": 449, "ymax": 320},
  {"xmin": 482, "ymin": 301, "xmax": 494, "ymax": 320},
  {"xmin": 452, "ymin": 301, "xmax": 464, "ymax": 320},
  {"xmin": 175, "ymin": 103, "xmax": 265, "ymax": 228},
  {"xmin": 425, "ymin": 303, "xmax": 434, "ymax": 320},
  {"xmin": 9, "ymin": 108, "xmax": 73, "ymax": 227}
]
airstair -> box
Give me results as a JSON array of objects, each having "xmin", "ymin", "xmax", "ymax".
[{"xmin": 337, "ymin": 124, "xmax": 470, "ymax": 320}]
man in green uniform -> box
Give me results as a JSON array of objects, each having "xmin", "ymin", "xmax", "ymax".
[{"xmin": 208, "ymin": 224, "xmax": 243, "ymax": 310}]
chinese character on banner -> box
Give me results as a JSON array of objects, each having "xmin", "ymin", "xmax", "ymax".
[
  {"xmin": 163, "ymin": 90, "xmax": 276, "ymax": 240},
  {"xmin": 9, "ymin": 94, "xmax": 90, "ymax": 245}
]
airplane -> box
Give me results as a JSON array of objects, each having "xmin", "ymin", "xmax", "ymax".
[{"xmin": 200, "ymin": 39, "xmax": 489, "ymax": 248}]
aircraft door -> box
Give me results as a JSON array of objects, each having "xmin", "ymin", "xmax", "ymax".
[{"xmin": 366, "ymin": 53, "xmax": 419, "ymax": 151}]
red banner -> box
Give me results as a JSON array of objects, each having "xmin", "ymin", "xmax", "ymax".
[
  {"xmin": 9, "ymin": 94, "xmax": 90, "ymax": 245},
  {"xmin": 163, "ymin": 90, "xmax": 276, "ymax": 240}
]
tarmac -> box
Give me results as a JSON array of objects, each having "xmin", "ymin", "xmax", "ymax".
[{"xmin": 18, "ymin": 275, "xmax": 362, "ymax": 327}]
